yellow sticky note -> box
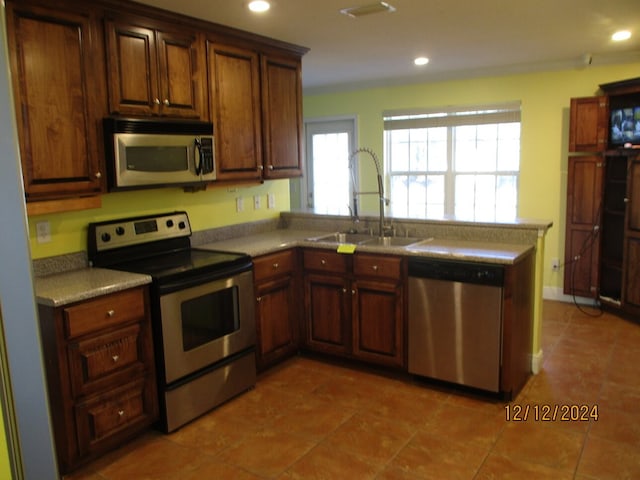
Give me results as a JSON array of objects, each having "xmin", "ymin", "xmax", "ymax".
[{"xmin": 337, "ymin": 243, "xmax": 357, "ymax": 254}]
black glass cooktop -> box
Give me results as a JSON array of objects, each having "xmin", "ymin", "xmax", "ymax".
[{"xmin": 108, "ymin": 248, "xmax": 251, "ymax": 283}]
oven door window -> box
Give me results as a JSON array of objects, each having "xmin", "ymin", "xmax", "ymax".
[{"xmin": 180, "ymin": 286, "xmax": 239, "ymax": 351}]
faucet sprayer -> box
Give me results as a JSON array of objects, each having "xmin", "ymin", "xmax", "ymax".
[{"xmin": 349, "ymin": 148, "xmax": 391, "ymax": 237}]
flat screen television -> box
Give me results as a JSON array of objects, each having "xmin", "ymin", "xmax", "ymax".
[{"xmin": 610, "ymin": 107, "xmax": 640, "ymax": 145}]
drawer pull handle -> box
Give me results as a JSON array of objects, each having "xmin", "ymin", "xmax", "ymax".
[
  {"xmin": 321, "ymin": 259, "xmax": 326, "ymax": 265},
  {"xmin": 107, "ymin": 310, "xmax": 115, "ymax": 318},
  {"xmin": 273, "ymin": 263, "xmax": 279, "ymax": 269},
  {"xmin": 118, "ymin": 410, "xmax": 124, "ymax": 417},
  {"xmin": 112, "ymin": 355, "xmax": 119, "ymax": 363}
]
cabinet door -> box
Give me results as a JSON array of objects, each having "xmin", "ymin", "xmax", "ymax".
[
  {"xmin": 106, "ymin": 18, "xmax": 205, "ymax": 119},
  {"xmin": 155, "ymin": 29, "xmax": 206, "ymax": 118},
  {"xmin": 105, "ymin": 20, "xmax": 159, "ymax": 116},
  {"xmin": 563, "ymin": 156, "xmax": 603, "ymax": 297},
  {"xmin": 624, "ymin": 157, "xmax": 640, "ymax": 308},
  {"xmin": 569, "ymin": 96, "xmax": 608, "ymax": 152},
  {"xmin": 207, "ymin": 42, "xmax": 262, "ymax": 180},
  {"xmin": 6, "ymin": 2, "xmax": 105, "ymax": 200},
  {"xmin": 261, "ymin": 54, "xmax": 303, "ymax": 179},
  {"xmin": 352, "ymin": 279, "xmax": 404, "ymax": 367},
  {"xmin": 255, "ymin": 275, "xmax": 298, "ymax": 370},
  {"xmin": 304, "ymin": 273, "xmax": 351, "ymax": 355}
]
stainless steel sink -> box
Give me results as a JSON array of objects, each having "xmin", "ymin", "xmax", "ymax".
[
  {"xmin": 360, "ymin": 236, "xmax": 422, "ymax": 247},
  {"xmin": 306, "ymin": 232, "xmax": 374, "ymax": 244}
]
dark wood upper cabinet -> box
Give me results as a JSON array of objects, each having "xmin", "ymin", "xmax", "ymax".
[
  {"xmin": 5, "ymin": 0, "xmax": 106, "ymax": 201},
  {"xmin": 261, "ymin": 54, "xmax": 304, "ymax": 179},
  {"xmin": 207, "ymin": 42, "xmax": 262, "ymax": 181},
  {"xmin": 105, "ymin": 14, "xmax": 206, "ymax": 119},
  {"xmin": 569, "ymin": 96, "xmax": 608, "ymax": 153}
]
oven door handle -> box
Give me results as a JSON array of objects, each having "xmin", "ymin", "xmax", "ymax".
[{"xmin": 156, "ymin": 262, "xmax": 253, "ymax": 295}]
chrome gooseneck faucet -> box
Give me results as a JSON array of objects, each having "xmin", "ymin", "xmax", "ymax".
[{"xmin": 349, "ymin": 147, "xmax": 390, "ymax": 237}]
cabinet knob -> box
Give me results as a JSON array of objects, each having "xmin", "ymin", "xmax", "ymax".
[
  {"xmin": 321, "ymin": 259, "xmax": 326, "ymax": 265},
  {"xmin": 258, "ymin": 165, "xmax": 264, "ymax": 171},
  {"xmin": 342, "ymin": 288, "xmax": 347, "ymax": 293},
  {"xmin": 268, "ymin": 165, "xmax": 274, "ymax": 170},
  {"xmin": 106, "ymin": 310, "xmax": 115, "ymax": 318},
  {"xmin": 352, "ymin": 289, "xmax": 356, "ymax": 295},
  {"xmin": 163, "ymin": 99, "xmax": 170, "ymax": 106},
  {"xmin": 372, "ymin": 265, "xmax": 379, "ymax": 271},
  {"xmin": 256, "ymin": 296, "xmax": 262, "ymax": 303},
  {"xmin": 272, "ymin": 263, "xmax": 279, "ymax": 269},
  {"xmin": 95, "ymin": 172, "xmax": 102, "ymax": 179},
  {"xmin": 118, "ymin": 410, "xmax": 125, "ymax": 417},
  {"xmin": 154, "ymin": 98, "xmax": 160, "ymax": 105},
  {"xmin": 112, "ymin": 355, "xmax": 119, "ymax": 363},
  {"xmin": 624, "ymin": 197, "xmax": 630, "ymax": 203}
]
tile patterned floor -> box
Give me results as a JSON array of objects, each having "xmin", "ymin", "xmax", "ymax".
[{"xmin": 65, "ymin": 300, "xmax": 640, "ymax": 479}]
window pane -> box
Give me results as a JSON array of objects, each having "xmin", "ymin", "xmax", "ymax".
[
  {"xmin": 390, "ymin": 130, "xmax": 409, "ymax": 171},
  {"xmin": 407, "ymin": 175, "xmax": 426, "ymax": 218},
  {"xmin": 497, "ymin": 123, "xmax": 520, "ymax": 171},
  {"xmin": 428, "ymin": 127, "xmax": 448, "ymax": 171},
  {"xmin": 389, "ymin": 175, "xmax": 409, "ymax": 218}
]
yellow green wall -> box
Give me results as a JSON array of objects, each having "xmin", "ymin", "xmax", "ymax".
[
  {"xmin": 303, "ymin": 63, "xmax": 640, "ymax": 292},
  {"xmin": 28, "ymin": 180, "xmax": 290, "ymax": 259},
  {"xmin": 0, "ymin": 405, "xmax": 11, "ymax": 480}
]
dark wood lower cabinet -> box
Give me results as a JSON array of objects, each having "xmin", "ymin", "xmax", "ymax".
[
  {"xmin": 38, "ymin": 287, "xmax": 158, "ymax": 475},
  {"xmin": 254, "ymin": 250, "xmax": 300, "ymax": 371},
  {"xmin": 302, "ymin": 249, "xmax": 405, "ymax": 368}
]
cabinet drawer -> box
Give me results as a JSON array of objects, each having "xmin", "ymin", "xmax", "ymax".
[
  {"xmin": 67, "ymin": 324, "xmax": 146, "ymax": 397},
  {"xmin": 303, "ymin": 249, "xmax": 348, "ymax": 274},
  {"xmin": 354, "ymin": 254, "xmax": 402, "ymax": 279},
  {"xmin": 74, "ymin": 376, "xmax": 157, "ymax": 456},
  {"xmin": 64, "ymin": 288, "xmax": 145, "ymax": 339},
  {"xmin": 254, "ymin": 249, "xmax": 295, "ymax": 281}
]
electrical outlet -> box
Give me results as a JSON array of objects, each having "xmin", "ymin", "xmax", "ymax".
[
  {"xmin": 253, "ymin": 195, "xmax": 261, "ymax": 210},
  {"xmin": 551, "ymin": 258, "xmax": 560, "ymax": 271},
  {"xmin": 236, "ymin": 197, "xmax": 244, "ymax": 212},
  {"xmin": 267, "ymin": 193, "xmax": 275, "ymax": 209},
  {"xmin": 36, "ymin": 221, "xmax": 51, "ymax": 243}
]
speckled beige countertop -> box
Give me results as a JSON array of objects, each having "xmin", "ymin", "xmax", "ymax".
[
  {"xmin": 35, "ymin": 268, "xmax": 151, "ymax": 307},
  {"xmin": 198, "ymin": 229, "xmax": 534, "ymax": 264}
]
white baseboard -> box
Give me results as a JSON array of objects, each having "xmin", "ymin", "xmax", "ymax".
[{"xmin": 531, "ymin": 349, "xmax": 543, "ymax": 374}]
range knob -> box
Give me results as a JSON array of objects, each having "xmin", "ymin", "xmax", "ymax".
[
  {"xmin": 178, "ymin": 221, "xmax": 186, "ymax": 229},
  {"xmin": 101, "ymin": 232, "xmax": 111, "ymax": 243},
  {"xmin": 166, "ymin": 219, "xmax": 174, "ymax": 228},
  {"xmin": 115, "ymin": 226, "xmax": 125, "ymax": 236}
]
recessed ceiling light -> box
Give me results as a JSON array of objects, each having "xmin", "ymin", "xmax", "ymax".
[
  {"xmin": 248, "ymin": 1, "xmax": 270, "ymax": 13},
  {"xmin": 414, "ymin": 57, "xmax": 429, "ymax": 66},
  {"xmin": 612, "ymin": 30, "xmax": 631, "ymax": 42}
]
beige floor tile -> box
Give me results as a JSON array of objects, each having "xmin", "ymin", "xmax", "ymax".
[
  {"xmin": 280, "ymin": 443, "xmax": 380, "ymax": 479},
  {"xmin": 475, "ymin": 454, "xmax": 574, "ymax": 480},
  {"xmin": 577, "ymin": 436, "xmax": 640, "ymax": 480}
]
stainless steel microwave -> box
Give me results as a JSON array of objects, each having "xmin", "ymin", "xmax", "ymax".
[{"xmin": 104, "ymin": 117, "xmax": 216, "ymax": 190}]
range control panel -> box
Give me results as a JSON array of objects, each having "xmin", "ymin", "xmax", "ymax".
[{"xmin": 90, "ymin": 211, "xmax": 192, "ymax": 252}]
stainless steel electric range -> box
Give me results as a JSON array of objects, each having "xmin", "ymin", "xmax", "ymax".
[{"xmin": 88, "ymin": 211, "xmax": 255, "ymax": 432}]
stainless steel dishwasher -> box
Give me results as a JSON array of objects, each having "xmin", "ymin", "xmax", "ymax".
[{"xmin": 408, "ymin": 257, "xmax": 504, "ymax": 393}]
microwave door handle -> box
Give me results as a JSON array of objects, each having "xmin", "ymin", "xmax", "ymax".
[{"xmin": 194, "ymin": 138, "xmax": 202, "ymax": 176}]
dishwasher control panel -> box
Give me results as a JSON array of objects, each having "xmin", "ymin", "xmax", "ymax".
[{"xmin": 408, "ymin": 257, "xmax": 504, "ymax": 286}]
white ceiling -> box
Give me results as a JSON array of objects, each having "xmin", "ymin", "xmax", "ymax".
[{"xmin": 138, "ymin": 0, "xmax": 640, "ymax": 93}]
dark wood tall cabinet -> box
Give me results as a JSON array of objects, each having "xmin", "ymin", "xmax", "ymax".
[{"xmin": 564, "ymin": 77, "xmax": 640, "ymax": 317}]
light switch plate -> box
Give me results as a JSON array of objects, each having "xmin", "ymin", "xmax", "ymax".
[
  {"xmin": 254, "ymin": 195, "xmax": 261, "ymax": 210},
  {"xmin": 236, "ymin": 197, "xmax": 244, "ymax": 212},
  {"xmin": 36, "ymin": 221, "xmax": 51, "ymax": 243},
  {"xmin": 267, "ymin": 193, "xmax": 275, "ymax": 209}
]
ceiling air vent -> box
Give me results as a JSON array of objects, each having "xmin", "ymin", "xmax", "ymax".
[{"xmin": 340, "ymin": 2, "xmax": 396, "ymax": 18}]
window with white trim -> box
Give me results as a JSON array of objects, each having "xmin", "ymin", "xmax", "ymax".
[{"xmin": 384, "ymin": 103, "xmax": 521, "ymax": 221}]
